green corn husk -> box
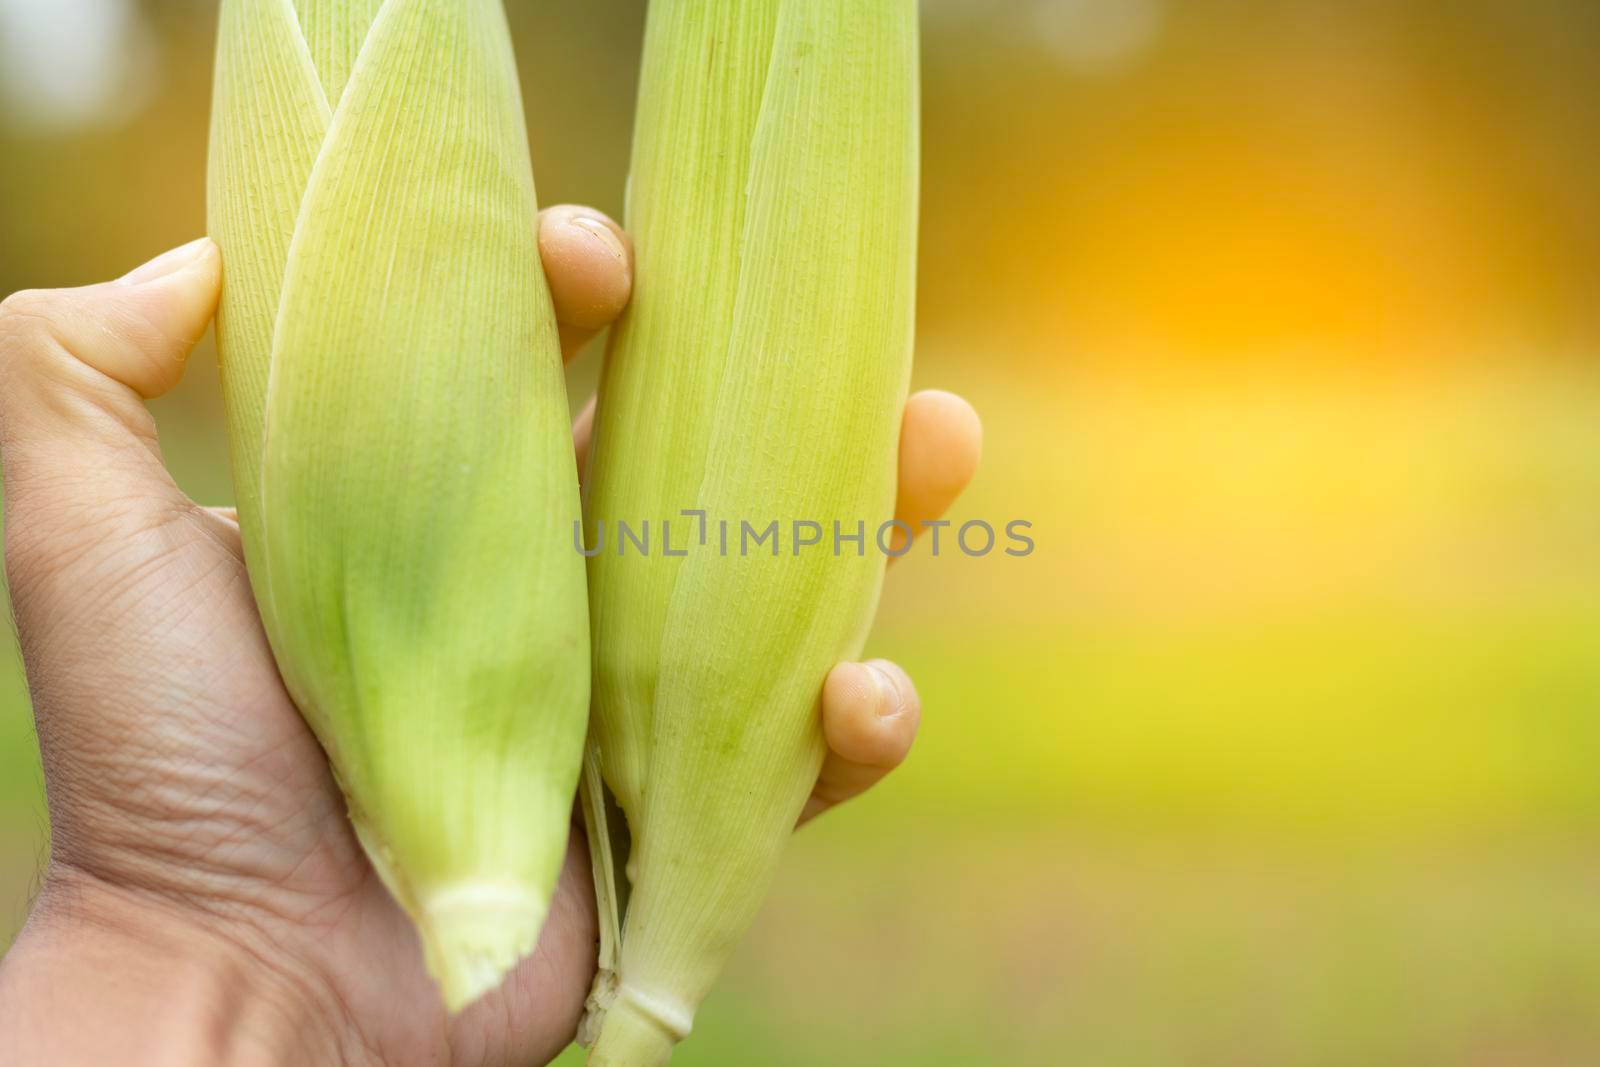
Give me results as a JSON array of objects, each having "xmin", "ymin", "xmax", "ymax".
[
  {"xmin": 208, "ymin": 0, "xmax": 587, "ymax": 1010},
  {"xmin": 579, "ymin": 1, "xmax": 920, "ymax": 1061}
]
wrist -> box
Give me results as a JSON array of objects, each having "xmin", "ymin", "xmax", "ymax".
[{"xmin": 0, "ymin": 865, "xmax": 360, "ymax": 1067}]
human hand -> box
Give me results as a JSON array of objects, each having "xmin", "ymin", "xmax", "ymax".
[{"xmin": 0, "ymin": 210, "xmax": 980, "ymax": 1066}]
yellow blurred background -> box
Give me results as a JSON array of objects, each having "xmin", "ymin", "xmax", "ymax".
[{"xmin": 4, "ymin": 1, "xmax": 1600, "ymax": 1063}]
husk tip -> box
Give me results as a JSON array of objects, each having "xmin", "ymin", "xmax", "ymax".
[{"xmin": 417, "ymin": 884, "xmax": 549, "ymax": 1013}]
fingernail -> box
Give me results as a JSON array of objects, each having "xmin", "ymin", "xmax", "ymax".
[
  {"xmin": 118, "ymin": 238, "xmax": 213, "ymax": 286},
  {"xmin": 569, "ymin": 215, "xmax": 627, "ymax": 263},
  {"xmin": 865, "ymin": 663, "xmax": 901, "ymax": 719}
]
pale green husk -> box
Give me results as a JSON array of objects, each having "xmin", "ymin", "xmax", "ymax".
[
  {"xmin": 208, "ymin": 0, "xmax": 588, "ymax": 1011},
  {"xmin": 580, "ymin": 2, "xmax": 920, "ymax": 1061}
]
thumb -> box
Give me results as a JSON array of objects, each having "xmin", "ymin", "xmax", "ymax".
[
  {"xmin": 2, "ymin": 237, "xmax": 220, "ymax": 402},
  {"xmin": 0, "ymin": 236, "xmax": 220, "ymax": 466},
  {"xmin": 0, "ymin": 238, "xmax": 221, "ymax": 611}
]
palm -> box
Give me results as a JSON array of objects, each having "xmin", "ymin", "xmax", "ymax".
[{"xmin": 21, "ymin": 489, "xmax": 593, "ymax": 1064}]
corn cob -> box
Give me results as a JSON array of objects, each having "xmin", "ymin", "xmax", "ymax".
[
  {"xmin": 208, "ymin": 0, "xmax": 588, "ymax": 1010},
  {"xmin": 580, "ymin": 1, "xmax": 920, "ymax": 1061}
]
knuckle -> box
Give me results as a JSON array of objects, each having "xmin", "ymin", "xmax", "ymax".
[
  {"xmin": 0, "ymin": 289, "xmax": 57, "ymax": 349},
  {"xmin": 1, "ymin": 286, "xmax": 49, "ymax": 317},
  {"xmin": 0, "ymin": 288, "xmax": 72, "ymax": 383},
  {"xmin": 0, "ymin": 287, "xmax": 68, "ymax": 330}
]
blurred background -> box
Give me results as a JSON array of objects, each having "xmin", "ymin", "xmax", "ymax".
[{"xmin": 4, "ymin": 1, "xmax": 1600, "ymax": 1063}]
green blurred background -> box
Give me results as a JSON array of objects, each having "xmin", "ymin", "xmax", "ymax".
[{"xmin": 4, "ymin": 1, "xmax": 1600, "ymax": 1063}]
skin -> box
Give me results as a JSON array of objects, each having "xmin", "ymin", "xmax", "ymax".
[{"xmin": 0, "ymin": 206, "xmax": 982, "ymax": 1066}]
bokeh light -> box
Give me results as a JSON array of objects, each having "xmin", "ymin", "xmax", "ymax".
[{"xmin": 0, "ymin": 0, "xmax": 160, "ymax": 130}]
